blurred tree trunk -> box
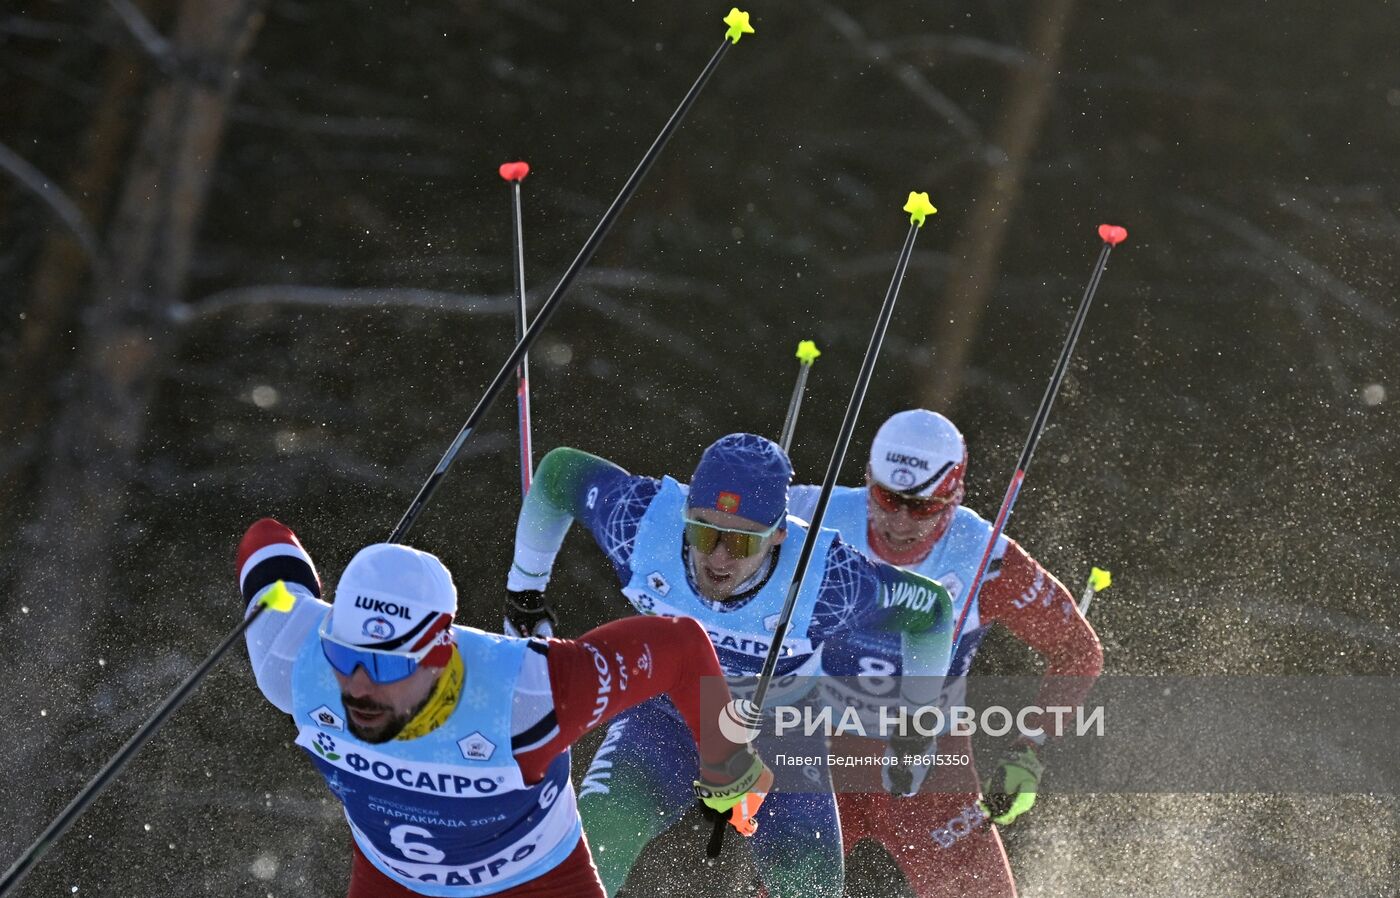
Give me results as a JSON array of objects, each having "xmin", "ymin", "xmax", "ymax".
[
  {"xmin": 919, "ymin": 0, "xmax": 1077, "ymax": 412},
  {"xmin": 0, "ymin": 2, "xmax": 166, "ymax": 539},
  {"xmin": 2, "ymin": 0, "xmax": 267, "ymax": 816}
]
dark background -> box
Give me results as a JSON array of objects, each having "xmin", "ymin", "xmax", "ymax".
[{"xmin": 1, "ymin": 1, "xmax": 1396, "ymax": 895}]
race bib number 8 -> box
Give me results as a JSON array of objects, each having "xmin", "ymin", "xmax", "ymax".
[{"xmin": 858, "ymin": 656, "xmax": 897, "ymax": 695}]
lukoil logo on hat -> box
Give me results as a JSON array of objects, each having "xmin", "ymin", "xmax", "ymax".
[
  {"xmin": 869, "ymin": 410, "xmax": 966, "ymax": 499},
  {"xmin": 330, "ymin": 543, "xmax": 458, "ymax": 654}
]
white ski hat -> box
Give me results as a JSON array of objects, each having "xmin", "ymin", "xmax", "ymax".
[
  {"xmin": 868, "ymin": 409, "xmax": 967, "ymax": 498},
  {"xmin": 330, "ymin": 543, "xmax": 457, "ymax": 651}
]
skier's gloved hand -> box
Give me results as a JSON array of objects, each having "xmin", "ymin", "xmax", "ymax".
[
  {"xmin": 694, "ymin": 747, "xmax": 775, "ymax": 838},
  {"xmin": 503, "ymin": 589, "xmax": 557, "ymax": 638},
  {"xmin": 979, "ymin": 742, "xmax": 1044, "ymax": 826},
  {"xmin": 883, "ymin": 732, "xmax": 934, "ymax": 797}
]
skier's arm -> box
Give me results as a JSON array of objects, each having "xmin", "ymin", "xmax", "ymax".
[
  {"xmin": 847, "ymin": 555, "xmax": 954, "ymax": 709},
  {"xmin": 511, "ymin": 615, "xmax": 751, "ymax": 783},
  {"xmin": 864, "ymin": 561, "xmax": 954, "ymax": 679},
  {"xmin": 236, "ymin": 518, "xmax": 331, "ymax": 714},
  {"xmin": 813, "ymin": 539, "xmax": 952, "ymax": 708},
  {"xmin": 978, "ymin": 538, "xmax": 1103, "ymax": 738},
  {"xmin": 507, "ymin": 446, "xmax": 636, "ymax": 592}
]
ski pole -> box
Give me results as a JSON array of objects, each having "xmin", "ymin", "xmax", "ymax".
[
  {"xmin": 778, "ymin": 340, "xmax": 820, "ymax": 453},
  {"xmin": 1078, "ymin": 566, "xmax": 1111, "ymax": 616},
  {"xmin": 707, "ymin": 192, "xmax": 937, "ymax": 858},
  {"xmin": 949, "ymin": 224, "xmax": 1128, "ymax": 651},
  {"xmin": 499, "ymin": 160, "xmax": 535, "ymax": 497},
  {"xmin": 754, "ymin": 198, "xmax": 934, "ymax": 714},
  {"xmin": 390, "ymin": 7, "xmax": 757, "ymax": 542},
  {"xmin": 0, "ymin": 584, "xmax": 300, "ymax": 897}
]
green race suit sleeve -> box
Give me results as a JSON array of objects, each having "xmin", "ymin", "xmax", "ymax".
[
  {"xmin": 508, "ymin": 446, "xmax": 632, "ymax": 592},
  {"xmin": 865, "ymin": 563, "xmax": 954, "ymax": 705}
]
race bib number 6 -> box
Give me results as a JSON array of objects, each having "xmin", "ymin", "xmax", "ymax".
[{"xmin": 389, "ymin": 825, "xmax": 446, "ymax": 864}]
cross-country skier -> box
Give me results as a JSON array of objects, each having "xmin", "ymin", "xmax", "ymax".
[
  {"xmin": 238, "ymin": 518, "xmax": 771, "ymax": 897},
  {"xmin": 789, "ymin": 409, "xmax": 1103, "ymax": 898},
  {"xmin": 503, "ymin": 433, "xmax": 955, "ymax": 897}
]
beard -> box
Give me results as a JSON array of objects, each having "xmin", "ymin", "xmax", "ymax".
[{"xmin": 341, "ymin": 690, "xmax": 434, "ymax": 744}]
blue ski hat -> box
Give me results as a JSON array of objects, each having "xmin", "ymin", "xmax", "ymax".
[{"xmin": 687, "ymin": 433, "xmax": 793, "ymax": 528}]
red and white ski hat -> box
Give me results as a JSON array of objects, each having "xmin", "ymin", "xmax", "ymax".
[
  {"xmin": 330, "ymin": 543, "xmax": 456, "ymax": 660},
  {"xmin": 868, "ymin": 409, "xmax": 967, "ymax": 500}
]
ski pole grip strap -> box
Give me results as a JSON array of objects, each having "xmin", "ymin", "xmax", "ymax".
[{"xmin": 693, "ymin": 750, "xmax": 766, "ymax": 809}]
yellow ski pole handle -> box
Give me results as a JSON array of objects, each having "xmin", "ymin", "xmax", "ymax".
[{"xmin": 779, "ymin": 340, "xmax": 821, "ymax": 453}]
